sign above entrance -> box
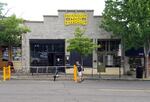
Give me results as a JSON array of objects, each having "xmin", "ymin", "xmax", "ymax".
[{"xmin": 64, "ymin": 13, "xmax": 88, "ymax": 26}]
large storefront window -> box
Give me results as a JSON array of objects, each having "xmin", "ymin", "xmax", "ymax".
[
  {"xmin": 1, "ymin": 46, "xmax": 21, "ymax": 61},
  {"xmin": 30, "ymin": 39, "xmax": 65, "ymax": 66},
  {"xmin": 12, "ymin": 47, "xmax": 21, "ymax": 61},
  {"xmin": 2, "ymin": 46, "xmax": 9, "ymax": 61},
  {"xmin": 98, "ymin": 39, "xmax": 121, "ymax": 67}
]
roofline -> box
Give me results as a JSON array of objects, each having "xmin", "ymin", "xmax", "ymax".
[
  {"xmin": 58, "ymin": 9, "xmax": 94, "ymax": 12},
  {"xmin": 24, "ymin": 20, "xmax": 44, "ymax": 23},
  {"xmin": 43, "ymin": 15, "xmax": 58, "ymax": 17}
]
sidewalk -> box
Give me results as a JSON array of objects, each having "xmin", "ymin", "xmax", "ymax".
[
  {"xmin": 1, "ymin": 70, "xmax": 150, "ymax": 81},
  {"xmin": 9, "ymin": 73, "xmax": 150, "ymax": 81}
]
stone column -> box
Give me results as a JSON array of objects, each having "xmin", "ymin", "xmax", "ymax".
[{"xmin": 93, "ymin": 38, "xmax": 97, "ymax": 69}]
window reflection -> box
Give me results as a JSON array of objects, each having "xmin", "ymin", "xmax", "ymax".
[
  {"xmin": 2, "ymin": 46, "xmax": 9, "ymax": 61},
  {"xmin": 12, "ymin": 47, "xmax": 21, "ymax": 61},
  {"xmin": 97, "ymin": 39, "xmax": 121, "ymax": 67},
  {"xmin": 30, "ymin": 40, "xmax": 65, "ymax": 66}
]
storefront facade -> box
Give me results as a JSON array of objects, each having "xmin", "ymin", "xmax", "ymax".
[{"xmin": 22, "ymin": 10, "xmax": 121, "ymax": 73}]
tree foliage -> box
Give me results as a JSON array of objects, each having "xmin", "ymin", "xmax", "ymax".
[
  {"xmin": 101, "ymin": 0, "xmax": 150, "ymax": 50},
  {"xmin": 0, "ymin": 2, "xmax": 30, "ymax": 46},
  {"xmin": 101, "ymin": 0, "xmax": 150, "ymax": 77},
  {"xmin": 67, "ymin": 27, "xmax": 100, "ymax": 64}
]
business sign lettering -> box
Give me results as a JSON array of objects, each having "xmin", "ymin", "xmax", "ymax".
[{"xmin": 64, "ymin": 13, "xmax": 88, "ymax": 25}]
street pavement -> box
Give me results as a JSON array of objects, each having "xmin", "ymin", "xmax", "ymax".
[{"xmin": 0, "ymin": 80, "xmax": 150, "ymax": 102}]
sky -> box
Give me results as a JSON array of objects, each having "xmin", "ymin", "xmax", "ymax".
[{"xmin": 1, "ymin": 0, "xmax": 105, "ymax": 21}]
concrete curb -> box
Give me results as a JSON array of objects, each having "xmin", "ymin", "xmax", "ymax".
[
  {"xmin": 9, "ymin": 75, "xmax": 150, "ymax": 81},
  {"xmin": 1, "ymin": 72, "xmax": 150, "ymax": 81}
]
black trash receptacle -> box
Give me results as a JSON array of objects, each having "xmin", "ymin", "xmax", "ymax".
[{"xmin": 136, "ymin": 66, "xmax": 143, "ymax": 78}]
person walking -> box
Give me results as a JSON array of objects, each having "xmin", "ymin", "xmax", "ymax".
[{"xmin": 76, "ymin": 61, "xmax": 84, "ymax": 82}]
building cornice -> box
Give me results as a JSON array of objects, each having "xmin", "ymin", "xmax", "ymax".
[
  {"xmin": 58, "ymin": 9, "xmax": 94, "ymax": 12},
  {"xmin": 24, "ymin": 20, "xmax": 44, "ymax": 23},
  {"xmin": 43, "ymin": 15, "xmax": 58, "ymax": 17}
]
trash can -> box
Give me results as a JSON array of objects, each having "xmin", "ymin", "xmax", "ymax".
[
  {"xmin": 136, "ymin": 66, "xmax": 143, "ymax": 78},
  {"xmin": 97, "ymin": 63, "xmax": 106, "ymax": 73}
]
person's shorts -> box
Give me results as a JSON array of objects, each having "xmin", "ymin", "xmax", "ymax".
[{"xmin": 78, "ymin": 71, "xmax": 82, "ymax": 77}]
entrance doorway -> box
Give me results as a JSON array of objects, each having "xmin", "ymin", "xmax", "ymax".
[{"xmin": 48, "ymin": 53, "xmax": 65, "ymax": 66}]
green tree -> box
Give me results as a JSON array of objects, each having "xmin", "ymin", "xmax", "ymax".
[
  {"xmin": 101, "ymin": 0, "xmax": 150, "ymax": 77},
  {"xmin": 0, "ymin": 15, "xmax": 30, "ymax": 45},
  {"xmin": 0, "ymin": 2, "xmax": 30, "ymax": 60},
  {"xmin": 67, "ymin": 27, "xmax": 100, "ymax": 66}
]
